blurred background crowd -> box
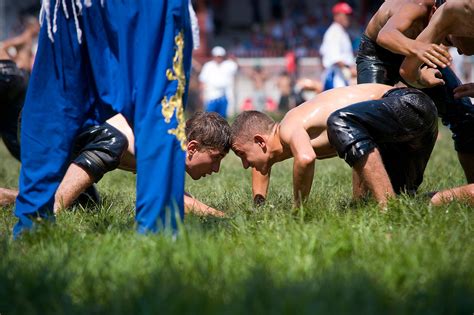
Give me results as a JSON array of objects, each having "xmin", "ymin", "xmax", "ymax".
[{"xmin": 1, "ymin": 0, "xmax": 473, "ymax": 118}]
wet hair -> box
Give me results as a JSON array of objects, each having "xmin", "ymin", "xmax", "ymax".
[
  {"xmin": 185, "ymin": 112, "xmax": 231, "ymax": 152},
  {"xmin": 231, "ymin": 110, "xmax": 275, "ymax": 143}
]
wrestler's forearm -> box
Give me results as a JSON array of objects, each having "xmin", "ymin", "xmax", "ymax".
[
  {"xmin": 399, "ymin": 57, "xmax": 424, "ymax": 87},
  {"xmin": 1, "ymin": 33, "xmax": 28, "ymax": 50},
  {"xmin": 415, "ymin": 15, "xmax": 448, "ymax": 45},
  {"xmin": 293, "ymin": 158, "xmax": 315, "ymax": 206},
  {"xmin": 252, "ymin": 168, "xmax": 270, "ymax": 205},
  {"xmin": 377, "ymin": 29, "xmax": 420, "ymax": 57},
  {"xmin": 184, "ymin": 193, "xmax": 225, "ymax": 217},
  {"xmin": 399, "ymin": 5, "xmax": 452, "ymax": 85}
]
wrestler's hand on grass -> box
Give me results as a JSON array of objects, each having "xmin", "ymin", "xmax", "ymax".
[
  {"xmin": 414, "ymin": 42, "xmax": 451, "ymax": 69},
  {"xmin": 201, "ymin": 206, "xmax": 226, "ymax": 218},
  {"xmin": 417, "ymin": 65, "xmax": 445, "ymax": 88},
  {"xmin": 453, "ymin": 83, "xmax": 474, "ymax": 99},
  {"xmin": 184, "ymin": 193, "xmax": 226, "ymax": 218},
  {"xmin": 253, "ymin": 194, "xmax": 266, "ymax": 207}
]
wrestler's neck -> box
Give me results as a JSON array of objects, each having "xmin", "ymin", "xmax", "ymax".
[{"xmin": 267, "ymin": 123, "xmax": 291, "ymax": 164}]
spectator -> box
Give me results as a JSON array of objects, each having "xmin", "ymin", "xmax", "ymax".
[
  {"xmin": 186, "ymin": 58, "xmax": 204, "ymax": 116},
  {"xmin": 276, "ymin": 71, "xmax": 296, "ymax": 112},
  {"xmin": 249, "ymin": 65, "xmax": 267, "ymax": 111},
  {"xmin": 223, "ymin": 53, "xmax": 239, "ymax": 116},
  {"xmin": 319, "ymin": 2, "xmax": 355, "ymax": 90},
  {"xmin": 294, "ymin": 77, "xmax": 323, "ymax": 105},
  {"xmin": 199, "ymin": 46, "xmax": 238, "ymax": 118}
]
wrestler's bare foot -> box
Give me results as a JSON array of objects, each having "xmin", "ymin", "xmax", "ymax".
[{"xmin": 430, "ymin": 184, "xmax": 474, "ymax": 206}]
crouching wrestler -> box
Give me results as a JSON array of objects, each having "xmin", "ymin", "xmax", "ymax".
[
  {"xmin": 230, "ymin": 84, "xmax": 438, "ymax": 208},
  {"xmin": 1, "ymin": 112, "xmax": 230, "ymax": 217}
]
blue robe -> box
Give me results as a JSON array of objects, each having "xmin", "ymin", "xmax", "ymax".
[{"xmin": 14, "ymin": 0, "xmax": 193, "ymax": 237}]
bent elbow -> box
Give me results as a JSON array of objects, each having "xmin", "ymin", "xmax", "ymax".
[
  {"xmin": 295, "ymin": 153, "xmax": 316, "ymax": 167},
  {"xmin": 399, "ymin": 64, "xmax": 414, "ymax": 83},
  {"xmin": 375, "ymin": 30, "xmax": 391, "ymax": 49}
]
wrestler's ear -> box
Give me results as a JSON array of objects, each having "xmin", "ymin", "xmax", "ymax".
[
  {"xmin": 187, "ymin": 140, "xmax": 200, "ymax": 156},
  {"xmin": 254, "ymin": 135, "xmax": 266, "ymax": 149}
]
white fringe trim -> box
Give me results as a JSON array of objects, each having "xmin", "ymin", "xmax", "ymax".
[
  {"xmin": 188, "ymin": 0, "xmax": 200, "ymax": 50},
  {"xmin": 62, "ymin": 0, "xmax": 70, "ymax": 19},
  {"xmin": 52, "ymin": 0, "xmax": 60, "ymax": 33},
  {"xmin": 41, "ymin": 0, "xmax": 106, "ymax": 44},
  {"xmin": 70, "ymin": 0, "xmax": 82, "ymax": 43}
]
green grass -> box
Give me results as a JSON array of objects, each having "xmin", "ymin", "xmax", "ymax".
[{"xmin": 0, "ymin": 123, "xmax": 473, "ymax": 314}]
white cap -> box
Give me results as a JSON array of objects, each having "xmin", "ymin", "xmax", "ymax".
[{"xmin": 211, "ymin": 46, "xmax": 226, "ymax": 57}]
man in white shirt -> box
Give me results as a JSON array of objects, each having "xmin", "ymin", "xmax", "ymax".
[
  {"xmin": 319, "ymin": 2, "xmax": 355, "ymax": 90},
  {"xmin": 199, "ymin": 46, "xmax": 238, "ymax": 118}
]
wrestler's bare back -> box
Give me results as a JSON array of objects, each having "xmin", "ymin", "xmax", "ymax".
[
  {"xmin": 364, "ymin": 0, "xmax": 434, "ymax": 40},
  {"xmin": 280, "ymin": 84, "xmax": 393, "ymax": 159},
  {"xmin": 434, "ymin": 1, "xmax": 474, "ymax": 55}
]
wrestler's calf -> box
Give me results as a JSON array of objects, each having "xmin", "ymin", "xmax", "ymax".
[{"xmin": 54, "ymin": 123, "xmax": 128, "ymax": 212}]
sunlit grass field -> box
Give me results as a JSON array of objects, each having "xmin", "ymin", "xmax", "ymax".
[{"xmin": 0, "ymin": 122, "xmax": 473, "ymax": 314}]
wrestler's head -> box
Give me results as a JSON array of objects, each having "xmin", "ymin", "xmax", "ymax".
[
  {"xmin": 185, "ymin": 112, "xmax": 231, "ymax": 180},
  {"xmin": 447, "ymin": 35, "xmax": 474, "ymax": 56},
  {"xmin": 230, "ymin": 111, "xmax": 276, "ymax": 175}
]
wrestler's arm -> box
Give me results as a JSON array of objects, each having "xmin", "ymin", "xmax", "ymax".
[
  {"xmin": 402, "ymin": 64, "xmax": 445, "ymax": 89},
  {"xmin": 400, "ymin": 3, "xmax": 460, "ymax": 86},
  {"xmin": 284, "ymin": 127, "xmax": 316, "ymax": 206},
  {"xmin": 377, "ymin": 3, "xmax": 451, "ymax": 68},
  {"xmin": 252, "ymin": 167, "xmax": 271, "ymax": 206},
  {"xmin": 0, "ymin": 32, "xmax": 30, "ymax": 60},
  {"xmin": 0, "ymin": 32, "xmax": 30, "ymax": 51},
  {"xmin": 184, "ymin": 192, "xmax": 226, "ymax": 217}
]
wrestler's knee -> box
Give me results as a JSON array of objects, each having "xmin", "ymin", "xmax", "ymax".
[{"xmin": 73, "ymin": 123, "xmax": 129, "ymax": 182}]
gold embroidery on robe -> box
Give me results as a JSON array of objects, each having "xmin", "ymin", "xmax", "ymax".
[{"xmin": 161, "ymin": 31, "xmax": 187, "ymax": 150}]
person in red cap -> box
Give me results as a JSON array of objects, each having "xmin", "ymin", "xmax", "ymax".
[
  {"xmin": 319, "ymin": 2, "xmax": 355, "ymax": 91},
  {"xmin": 332, "ymin": 2, "xmax": 353, "ymax": 15}
]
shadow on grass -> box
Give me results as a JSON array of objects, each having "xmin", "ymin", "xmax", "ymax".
[{"xmin": 0, "ymin": 261, "xmax": 472, "ymax": 315}]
